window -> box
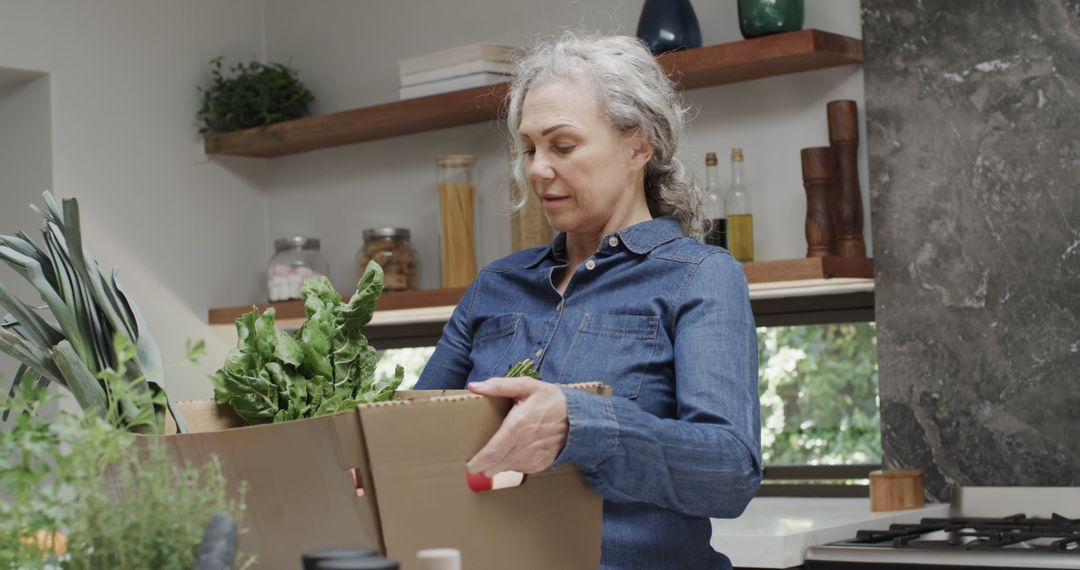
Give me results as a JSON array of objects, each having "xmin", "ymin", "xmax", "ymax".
[
  {"xmin": 758, "ymin": 322, "xmax": 881, "ymax": 466},
  {"xmin": 375, "ymin": 321, "xmax": 883, "ymax": 476},
  {"xmin": 376, "ymin": 346, "xmax": 436, "ymax": 390}
]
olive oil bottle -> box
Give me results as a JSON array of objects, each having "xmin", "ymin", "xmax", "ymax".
[{"xmin": 724, "ymin": 148, "xmax": 753, "ymax": 262}]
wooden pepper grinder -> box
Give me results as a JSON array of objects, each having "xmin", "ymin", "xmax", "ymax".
[
  {"xmin": 827, "ymin": 100, "xmax": 867, "ymax": 257},
  {"xmin": 800, "ymin": 147, "xmax": 838, "ymax": 257}
]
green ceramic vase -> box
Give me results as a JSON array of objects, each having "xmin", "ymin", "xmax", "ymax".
[{"xmin": 738, "ymin": 0, "xmax": 804, "ymax": 38}]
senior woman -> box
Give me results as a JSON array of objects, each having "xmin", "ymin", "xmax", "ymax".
[{"xmin": 415, "ymin": 33, "xmax": 761, "ymax": 569}]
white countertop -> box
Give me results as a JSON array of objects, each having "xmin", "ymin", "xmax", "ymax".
[{"xmin": 710, "ymin": 497, "xmax": 951, "ymax": 569}]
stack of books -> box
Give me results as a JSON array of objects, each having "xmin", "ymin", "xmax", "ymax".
[{"xmin": 398, "ymin": 43, "xmax": 521, "ymax": 100}]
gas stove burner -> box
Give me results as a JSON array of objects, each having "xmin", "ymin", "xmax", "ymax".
[
  {"xmin": 830, "ymin": 514, "xmax": 1080, "ymax": 553},
  {"xmin": 805, "ymin": 488, "xmax": 1080, "ymax": 569}
]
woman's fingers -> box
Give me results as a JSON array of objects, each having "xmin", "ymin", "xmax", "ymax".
[
  {"xmin": 466, "ymin": 377, "xmax": 541, "ymax": 474},
  {"xmin": 468, "ymin": 376, "xmax": 540, "ymax": 399},
  {"xmin": 467, "ymin": 415, "xmax": 518, "ymax": 476},
  {"xmin": 467, "ymin": 379, "xmax": 570, "ymax": 476}
]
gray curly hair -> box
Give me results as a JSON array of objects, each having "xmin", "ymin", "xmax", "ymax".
[{"xmin": 505, "ymin": 32, "xmax": 706, "ymax": 240}]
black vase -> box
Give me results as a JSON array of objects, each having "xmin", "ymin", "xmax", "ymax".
[{"xmin": 636, "ymin": 0, "xmax": 703, "ymax": 55}]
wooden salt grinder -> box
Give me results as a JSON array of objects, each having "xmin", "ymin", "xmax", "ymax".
[
  {"xmin": 827, "ymin": 100, "xmax": 867, "ymax": 257},
  {"xmin": 869, "ymin": 469, "xmax": 925, "ymax": 512},
  {"xmin": 800, "ymin": 147, "xmax": 838, "ymax": 257}
]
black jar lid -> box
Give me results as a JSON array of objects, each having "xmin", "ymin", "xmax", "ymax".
[
  {"xmin": 302, "ymin": 547, "xmax": 378, "ymax": 570},
  {"xmin": 316, "ymin": 557, "xmax": 399, "ymax": 570}
]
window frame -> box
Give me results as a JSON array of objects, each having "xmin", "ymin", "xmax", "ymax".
[
  {"xmin": 757, "ymin": 463, "xmax": 882, "ymax": 498},
  {"xmin": 754, "ymin": 291, "xmax": 878, "ymax": 496}
]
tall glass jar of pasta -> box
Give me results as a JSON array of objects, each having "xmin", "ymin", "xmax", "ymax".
[{"xmin": 436, "ymin": 154, "xmax": 479, "ymax": 288}]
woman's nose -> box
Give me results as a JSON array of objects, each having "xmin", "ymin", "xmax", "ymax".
[{"xmin": 527, "ymin": 152, "xmax": 555, "ymax": 183}]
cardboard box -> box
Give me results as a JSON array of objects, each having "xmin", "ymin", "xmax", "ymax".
[{"xmin": 158, "ymin": 386, "xmax": 606, "ymax": 570}]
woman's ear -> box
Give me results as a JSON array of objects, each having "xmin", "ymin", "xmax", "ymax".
[{"xmin": 625, "ymin": 128, "xmax": 653, "ymax": 169}]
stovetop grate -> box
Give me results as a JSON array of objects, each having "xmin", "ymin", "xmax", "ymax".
[{"xmin": 829, "ymin": 513, "xmax": 1080, "ymax": 553}]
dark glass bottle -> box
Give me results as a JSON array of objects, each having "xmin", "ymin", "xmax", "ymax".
[
  {"xmin": 703, "ymin": 152, "xmax": 727, "ymax": 249},
  {"xmin": 636, "ymin": 0, "xmax": 703, "ymax": 54}
]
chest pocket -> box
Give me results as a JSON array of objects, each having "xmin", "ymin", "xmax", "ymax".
[
  {"xmin": 558, "ymin": 313, "xmax": 660, "ymax": 399},
  {"xmin": 468, "ymin": 313, "xmax": 522, "ymax": 382}
]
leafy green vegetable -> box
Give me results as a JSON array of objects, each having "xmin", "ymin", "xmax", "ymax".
[
  {"xmin": 0, "ymin": 191, "xmax": 183, "ymax": 434},
  {"xmin": 506, "ymin": 359, "xmax": 541, "ymax": 379},
  {"xmin": 212, "ymin": 262, "xmax": 404, "ymax": 425}
]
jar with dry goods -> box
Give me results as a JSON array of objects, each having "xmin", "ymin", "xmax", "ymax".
[
  {"xmin": 267, "ymin": 236, "xmax": 330, "ymax": 302},
  {"xmin": 357, "ymin": 228, "xmax": 416, "ymax": 291},
  {"xmin": 436, "ymin": 154, "xmax": 479, "ymax": 288}
]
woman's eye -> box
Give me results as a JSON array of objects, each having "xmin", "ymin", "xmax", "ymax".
[
  {"xmin": 523, "ymin": 148, "xmax": 536, "ymax": 156},
  {"xmin": 554, "ymin": 145, "xmax": 575, "ymax": 154}
]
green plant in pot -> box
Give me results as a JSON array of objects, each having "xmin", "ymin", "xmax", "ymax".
[
  {"xmin": 197, "ymin": 56, "xmax": 315, "ymax": 139},
  {"xmin": 0, "ymin": 340, "xmax": 252, "ymax": 570}
]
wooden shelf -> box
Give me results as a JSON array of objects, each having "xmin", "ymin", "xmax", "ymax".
[
  {"xmin": 205, "ymin": 29, "xmax": 862, "ymax": 158},
  {"xmin": 656, "ymin": 28, "xmax": 863, "ymax": 90},
  {"xmin": 741, "ymin": 256, "xmax": 872, "ymax": 284},
  {"xmin": 207, "ymin": 286, "xmax": 468, "ymax": 327},
  {"xmin": 208, "ymin": 257, "xmax": 872, "ymax": 328}
]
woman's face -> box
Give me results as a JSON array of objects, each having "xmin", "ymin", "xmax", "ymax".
[{"xmin": 518, "ymin": 78, "xmax": 651, "ymax": 236}]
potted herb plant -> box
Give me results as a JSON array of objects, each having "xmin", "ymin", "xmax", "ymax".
[
  {"xmin": 0, "ymin": 342, "xmax": 252, "ymax": 570},
  {"xmin": 197, "ymin": 56, "xmax": 315, "ymax": 138}
]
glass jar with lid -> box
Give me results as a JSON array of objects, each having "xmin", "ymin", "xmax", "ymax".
[
  {"xmin": 357, "ymin": 228, "xmax": 416, "ymax": 292},
  {"xmin": 436, "ymin": 154, "xmax": 479, "ymax": 288},
  {"xmin": 267, "ymin": 236, "xmax": 330, "ymax": 302}
]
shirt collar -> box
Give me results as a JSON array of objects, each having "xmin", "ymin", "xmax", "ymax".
[
  {"xmin": 524, "ymin": 216, "xmax": 684, "ymax": 268},
  {"xmin": 525, "ymin": 232, "xmax": 566, "ymax": 268},
  {"xmin": 618, "ymin": 216, "xmax": 684, "ymax": 254}
]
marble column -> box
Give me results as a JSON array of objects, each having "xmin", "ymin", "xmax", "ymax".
[{"xmin": 863, "ymin": 0, "xmax": 1080, "ymax": 500}]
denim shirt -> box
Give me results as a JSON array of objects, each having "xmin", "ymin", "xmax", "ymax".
[{"xmin": 415, "ymin": 216, "xmax": 762, "ymax": 569}]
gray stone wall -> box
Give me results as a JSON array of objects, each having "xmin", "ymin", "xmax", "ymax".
[{"xmin": 863, "ymin": 0, "xmax": 1080, "ymax": 500}]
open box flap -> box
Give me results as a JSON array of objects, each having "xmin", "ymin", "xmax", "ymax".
[
  {"xmin": 356, "ymin": 390, "xmax": 604, "ymax": 570},
  {"xmin": 158, "ymin": 401, "xmax": 381, "ymax": 567}
]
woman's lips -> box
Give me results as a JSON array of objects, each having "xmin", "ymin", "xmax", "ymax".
[{"xmin": 541, "ymin": 195, "xmax": 569, "ymax": 207}]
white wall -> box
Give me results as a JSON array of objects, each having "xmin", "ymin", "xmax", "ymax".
[
  {"xmin": 0, "ymin": 1, "xmax": 268, "ymax": 401},
  {"xmin": 0, "ymin": 73, "xmax": 52, "ymax": 297},
  {"xmin": 0, "ymin": 71, "xmax": 52, "ymax": 403},
  {"xmin": 261, "ymin": 0, "xmax": 870, "ymax": 294}
]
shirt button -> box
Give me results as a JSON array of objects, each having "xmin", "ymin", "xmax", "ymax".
[
  {"xmin": 535, "ymin": 349, "xmax": 543, "ymax": 357},
  {"xmin": 556, "ymin": 302, "xmax": 562, "ymax": 311},
  {"xmin": 585, "ymin": 259, "xmax": 596, "ymax": 270},
  {"xmin": 608, "ymin": 236, "xmax": 619, "ymax": 247}
]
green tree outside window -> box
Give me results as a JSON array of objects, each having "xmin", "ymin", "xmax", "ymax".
[
  {"xmin": 758, "ymin": 322, "xmax": 881, "ymax": 465},
  {"xmin": 375, "ymin": 322, "xmax": 882, "ymax": 466}
]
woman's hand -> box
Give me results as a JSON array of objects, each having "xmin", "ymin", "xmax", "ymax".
[{"xmin": 466, "ymin": 377, "xmax": 569, "ymax": 477}]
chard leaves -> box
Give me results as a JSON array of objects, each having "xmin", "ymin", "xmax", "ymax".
[{"xmin": 212, "ymin": 262, "xmax": 404, "ymax": 425}]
